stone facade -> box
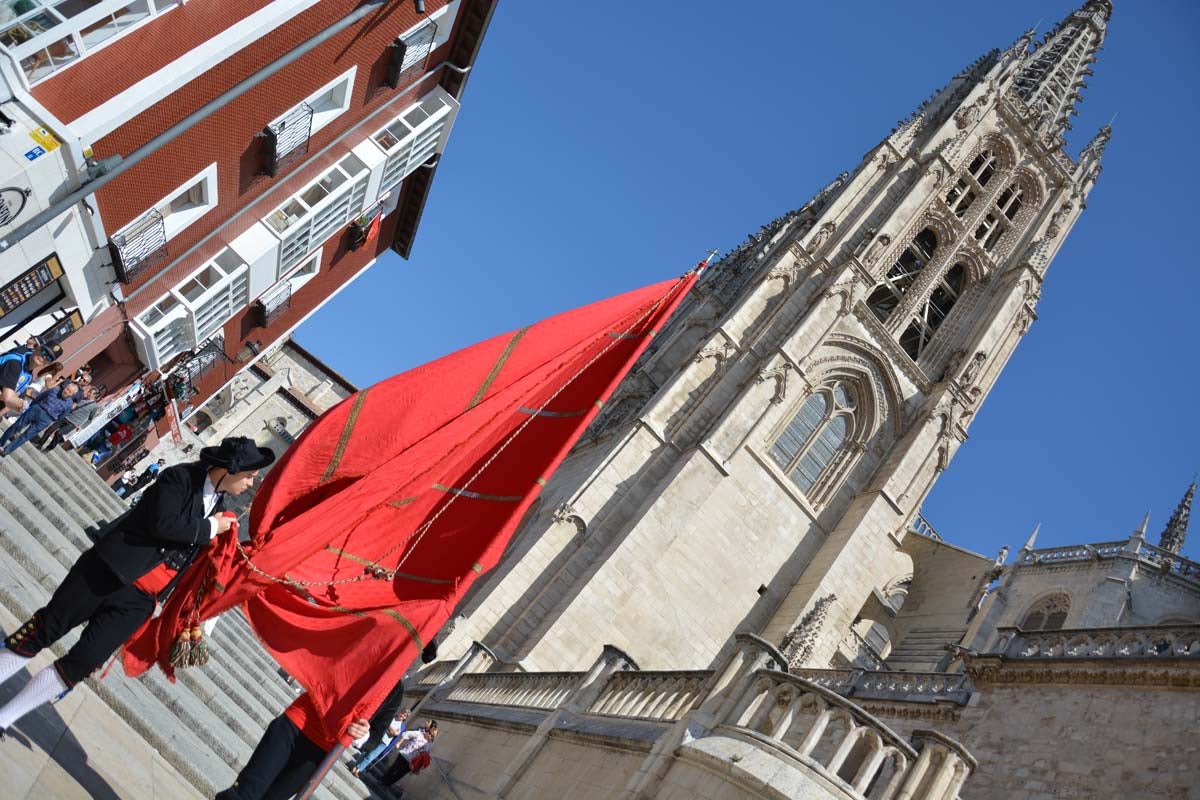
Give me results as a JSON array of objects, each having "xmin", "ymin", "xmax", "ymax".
[
  {"xmin": 441, "ymin": 0, "xmax": 1116, "ymax": 679},
  {"xmin": 375, "ymin": 4, "xmax": 1199, "ymax": 799}
]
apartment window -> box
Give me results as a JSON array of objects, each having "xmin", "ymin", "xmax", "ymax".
[
  {"xmin": 132, "ymin": 247, "xmax": 249, "ymax": 369},
  {"xmin": 111, "ymin": 163, "xmax": 217, "ymax": 281},
  {"xmin": 157, "ymin": 163, "xmax": 219, "ymax": 238},
  {"xmin": 387, "ymin": 20, "xmax": 437, "ymax": 88},
  {"xmin": 305, "ymin": 66, "xmax": 356, "ymax": 133},
  {"xmin": 2, "ymin": 0, "xmax": 165, "ymax": 86},
  {"xmin": 256, "ymin": 251, "xmax": 320, "ymax": 327},
  {"xmin": 263, "ymin": 67, "xmax": 356, "ymax": 177},
  {"xmin": 370, "ymin": 87, "xmax": 458, "ymax": 196},
  {"xmin": 263, "ymin": 153, "xmax": 369, "ymax": 273}
]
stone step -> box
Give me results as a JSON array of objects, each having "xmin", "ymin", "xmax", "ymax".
[
  {"xmin": 0, "ymin": 458, "xmax": 94, "ymax": 555},
  {"xmin": 0, "ymin": 448, "xmax": 371, "ymax": 800},
  {"xmin": 41, "ymin": 446, "xmax": 128, "ymax": 519},
  {"xmin": 5, "ymin": 446, "xmax": 99, "ymax": 530}
]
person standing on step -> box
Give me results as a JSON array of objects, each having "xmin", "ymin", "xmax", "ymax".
[
  {"xmin": 220, "ymin": 638, "xmax": 437, "ymax": 800},
  {"xmin": 0, "ymin": 344, "xmax": 53, "ymax": 414},
  {"xmin": 0, "ymin": 379, "xmax": 79, "ymax": 455},
  {"xmin": 0, "ymin": 436, "xmax": 275, "ymax": 737},
  {"xmin": 379, "ymin": 719, "xmax": 437, "ymax": 789}
]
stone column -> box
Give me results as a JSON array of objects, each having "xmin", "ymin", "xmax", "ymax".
[
  {"xmin": 897, "ymin": 730, "xmax": 977, "ymax": 800},
  {"xmin": 622, "ymin": 633, "xmax": 786, "ymax": 800},
  {"xmin": 492, "ymin": 645, "xmax": 638, "ymax": 798}
]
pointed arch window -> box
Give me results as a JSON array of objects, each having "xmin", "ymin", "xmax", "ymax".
[
  {"xmin": 945, "ymin": 150, "xmax": 998, "ymax": 218},
  {"xmin": 770, "ymin": 382, "xmax": 858, "ymax": 495},
  {"xmin": 1020, "ymin": 593, "xmax": 1070, "ymax": 631},
  {"xmin": 866, "ymin": 228, "xmax": 938, "ymax": 323},
  {"xmin": 898, "ymin": 263, "xmax": 967, "ymax": 361},
  {"xmin": 974, "ymin": 181, "xmax": 1025, "ymax": 252}
]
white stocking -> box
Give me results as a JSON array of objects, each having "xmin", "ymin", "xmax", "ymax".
[
  {"xmin": 0, "ymin": 647, "xmax": 31, "ymax": 686},
  {"xmin": 0, "ymin": 664, "xmax": 68, "ymax": 730}
]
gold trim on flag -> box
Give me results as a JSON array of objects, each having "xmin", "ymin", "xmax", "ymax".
[
  {"xmin": 518, "ymin": 406, "xmax": 588, "ymax": 418},
  {"xmin": 432, "ymin": 483, "xmax": 523, "ymax": 502},
  {"xmin": 468, "ymin": 326, "xmax": 529, "ymax": 410},
  {"xmin": 388, "ymin": 496, "xmax": 418, "ymax": 508},
  {"xmin": 321, "ymin": 390, "xmax": 369, "ymax": 481},
  {"xmin": 324, "ymin": 546, "xmax": 454, "ymax": 585}
]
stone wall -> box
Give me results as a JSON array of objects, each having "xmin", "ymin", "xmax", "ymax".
[{"xmin": 876, "ymin": 670, "xmax": 1200, "ymax": 800}]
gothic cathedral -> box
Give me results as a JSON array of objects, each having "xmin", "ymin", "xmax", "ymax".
[{"xmin": 411, "ymin": 4, "xmax": 1199, "ymax": 798}]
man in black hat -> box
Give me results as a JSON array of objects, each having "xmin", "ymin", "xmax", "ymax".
[{"xmin": 0, "ymin": 436, "xmax": 275, "ymax": 735}]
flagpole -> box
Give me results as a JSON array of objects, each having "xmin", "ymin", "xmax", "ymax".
[{"xmin": 295, "ymin": 744, "xmax": 346, "ymax": 799}]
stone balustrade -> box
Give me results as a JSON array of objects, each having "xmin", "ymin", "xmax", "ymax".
[
  {"xmin": 789, "ymin": 668, "xmax": 973, "ymax": 706},
  {"xmin": 587, "ymin": 669, "xmax": 712, "ymax": 722},
  {"xmin": 416, "ymin": 660, "xmax": 459, "ymax": 686},
  {"xmin": 444, "ymin": 670, "xmax": 585, "ymax": 710},
  {"xmin": 1016, "ymin": 538, "xmax": 1200, "ymax": 588},
  {"xmin": 1017, "ymin": 540, "xmax": 1125, "ymax": 565},
  {"xmin": 995, "ymin": 624, "xmax": 1200, "ymax": 660},
  {"xmin": 1136, "ymin": 541, "xmax": 1200, "ymax": 582},
  {"xmin": 721, "ymin": 669, "xmax": 974, "ymax": 799},
  {"xmin": 908, "ymin": 513, "xmax": 942, "ymax": 541}
]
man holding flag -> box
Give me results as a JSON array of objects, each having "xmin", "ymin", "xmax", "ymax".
[{"xmin": 126, "ymin": 269, "xmax": 701, "ymax": 797}]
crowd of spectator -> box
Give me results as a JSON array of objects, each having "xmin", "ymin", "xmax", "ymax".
[{"xmin": 0, "ymin": 335, "xmax": 163, "ymax": 495}]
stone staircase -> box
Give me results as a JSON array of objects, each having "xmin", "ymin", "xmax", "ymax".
[
  {"xmin": 0, "ymin": 441, "xmax": 376, "ymax": 800},
  {"xmin": 884, "ymin": 627, "xmax": 966, "ymax": 672}
]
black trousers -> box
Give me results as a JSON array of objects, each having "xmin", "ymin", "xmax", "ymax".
[
  {"xmin": 216, "ymin": 713, "xmax": 325, "ymax": 800},
  {"xmin": 381, "ymin": 753, "xmax": 412, "ymax": 785},
  {"xmin": 4, "ymin": 550, "xmax": 155, "ymax": 686}
]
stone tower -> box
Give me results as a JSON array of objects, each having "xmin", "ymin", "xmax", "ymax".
[{"xmin": 438, "ymin": 2, "xmax": 1114, "ymax": 672}]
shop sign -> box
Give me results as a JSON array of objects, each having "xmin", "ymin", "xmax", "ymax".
[
  {"xmin": 28, "ymin": 127, "xmax": 60, "ymax": 153},
  {"xmin": 69, "ymin": 380, "xmax": 143, "ymax": 448},
  {"xmin": 0, "ymin": 186, "xmax": 31, "ymax": 228},
  {"xmin": 0, "ymin": 253, "xmax": 63, "ymax": 320},
  {"xmin": 165, "ymin": 397, "xmax": 183, "ymax": 445}
]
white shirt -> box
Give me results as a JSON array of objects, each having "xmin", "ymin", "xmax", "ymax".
[
  {"xmin": 202, "ymin": 473, "xmax": 223, "ymax": 538},
  {"xmin": 396, "ymin": 730, "xmax": 432, "ymax": 762}
]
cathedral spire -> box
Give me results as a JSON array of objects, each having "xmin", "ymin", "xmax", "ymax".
[
  {"xmin": 1012, "ymin": 1, "xmax": 1111, "ymax": 146},
  {"xmin": 1159, "ymin": 482, "xmax": 1196, "ymax": 555}
]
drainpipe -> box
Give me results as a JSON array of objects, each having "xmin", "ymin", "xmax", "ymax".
[{"xmin": 0, "ymin": 0, "xmax": 396, "ymax": 254}]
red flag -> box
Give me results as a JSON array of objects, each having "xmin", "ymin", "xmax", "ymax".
[{"xmin": 125, "ymin": 270, "xmax": 697, "ymax": 747}]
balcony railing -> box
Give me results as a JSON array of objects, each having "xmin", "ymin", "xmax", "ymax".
[
  {"xmin": 262, "ymin": 101, "xmax": 313, "ymax": 177},
  {"xmin": 255, "ymin": 281, "xmax": 292, "ymax": 327},
  {"xmin": 109, "ymin": 209, "xmax": 167, "ymax": 283},
  {"xmin": 386, "ymin": 20, "xmax": 436, "ymax": 89},
  {"xmin": 994, "ymin": 624, "xmax": 1200, "ymax": 661},
  {"xmin": 167, "ymin": 335, "xmax": 231, "ymax": 400}
]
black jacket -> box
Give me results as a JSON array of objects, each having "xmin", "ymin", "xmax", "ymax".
[{"xmin": 92, "ymin": 462, "xmax": 223, "ymax": 586}]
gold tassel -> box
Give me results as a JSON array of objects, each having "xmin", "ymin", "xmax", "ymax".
[
  {"xmin": 189, "ymin": 626, "xmax": 210, "ymax": 667},
  {"xmin": 168, "ymin": 627, "xmax": 194, "ymax": 668}
]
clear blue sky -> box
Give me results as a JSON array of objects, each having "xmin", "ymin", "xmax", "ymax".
[{"xmin": 298, "ymin": 1, "xmax": 1200, "ymax": 561}]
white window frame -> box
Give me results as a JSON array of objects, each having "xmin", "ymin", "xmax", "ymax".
[
  {"xmin": 262, "ymin": 152, "xmax": 369, "ymax": 274},
  {"xmin": 131, "ymin": 246, "xmax": 249, "ymax": 370},
  {"xmin": 278, "ymin": 248, "xmax": 321, "ymax": 292},
  {"xmin": 273, "ymin": 65, "xmax": 357, "ymax": 137},
  {"xmin": 115, "ymin": 162, "xmax": 218, "ymax": 244},
  {"xmin": 3, "ymin": 0, "xmax": 178, "ymax": 88},
  {"xmin": 368, "ymin": 85, "xmax": 459, "ymax": 197}
]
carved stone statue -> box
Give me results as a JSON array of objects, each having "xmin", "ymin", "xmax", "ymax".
[{"xmin": 808, "ymin": 221, "xmax": 835, "ymax": 251}]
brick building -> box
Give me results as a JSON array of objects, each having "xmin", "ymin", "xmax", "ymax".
[{"xmin": 0, "ymin": 0, "xmax": 495, "ymax": 480}]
